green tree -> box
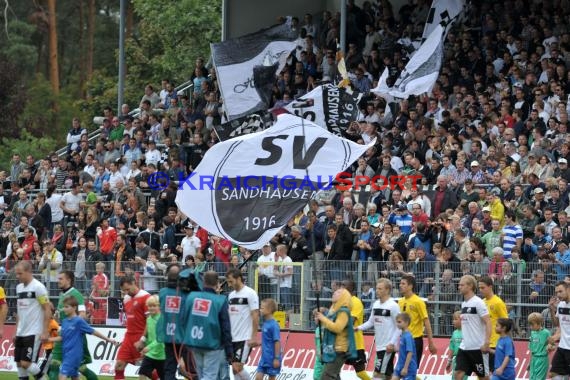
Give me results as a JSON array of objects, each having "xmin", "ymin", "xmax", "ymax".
[{"xmin": 129, "ymin": 0, "xmax": 222, "ymax": 85}]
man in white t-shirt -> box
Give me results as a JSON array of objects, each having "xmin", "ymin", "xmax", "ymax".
[
  {"xmin": 59, "ymin": 182, "xmax": 82, "ymax": 221},
  {"xmin": 549, "ymin": 281, "xmax": 570, "ymax": 379},
  {"xmin": 356, "ymin": 278, "xmax": 400, "ymax": 379},
  {"xmin": 178, "ymin": 223, "xmax": 201, "ymax": 261},
  {"xmin": 257, "ymin": 243, "xmax": 277, "ymax": 300},
  {"xmin": 226, "ymin": 268, "xmax": 260, "ymax": 380},
  {"xmin": 273, "ymin": 244, "xmax": 293, "ymax": 313},
  {"xmin": 455, "ymin": 275, "xmax": 492, "ymax": 380},
  {"xmin": 14, "ymin": 261, "xmax": 51, "ymax": 379}
]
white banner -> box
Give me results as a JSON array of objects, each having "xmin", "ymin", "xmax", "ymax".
[
  {"xmin": 373, "ymin": 24, "xmax": 444, "ymax": 99},
  {"xmin": 422, "ymin": 0, "xmax": 466, "ymax": 43},
  {"xmin": 175, "ymin": 113, "xmax": 374, "ymax": 249},
  {"xmin": 212, "ymin": 23, "xmax": 297, "ymax": 122}
]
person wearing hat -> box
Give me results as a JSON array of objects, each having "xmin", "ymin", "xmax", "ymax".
[
  {"xmin": 257, "ymin": 243, "xmax": 277, "ymax": 301},
  {"xmin": 469, "ymin": 160, "xmax": 484, "ymax": 184},
  {"xmin": 480, "ymin": 206, "xmax": 493, "ymax": 235},
  {"xmin": 486, "ymin": 187, "xmax": 505, "ymax": 227},
  {"xmin": 144, "ymin": 139, "xmax": 161, "ymax": 167},
  {"xmin": 522, "ymin": 153, "xmax": 541, "ymax": 179},
  {"xmin": 532, "ymin": 187, "xmax": 548, "ymax": 211},
  {"xmin": 387, "ymin": 205, "xmax": 413, "ymax": 236},
  {"xmin": 555, "ymin": 158, "xmax": 570, "ymax": 182},
  {"xmin": 177, "ymin": 222, "xmax": 201, "ymax": 262}
]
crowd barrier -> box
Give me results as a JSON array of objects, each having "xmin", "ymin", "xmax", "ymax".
[{"xmin": 3, "ymin": 258, "xmax": 554, "ymax": 337}]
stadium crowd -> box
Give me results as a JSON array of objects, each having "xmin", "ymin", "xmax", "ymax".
[{"xmin": 2, "ymin": 0, "xmax": 570, "ymax": 341}]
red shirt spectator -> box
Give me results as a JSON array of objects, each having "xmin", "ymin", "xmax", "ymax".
[
  {"xmin": 97, "ymin": 218, "xmax": 117, "ymax": 257},
  {"xmin": 211, "ymin": 235, "xmax": 232, "ymax": 264}
]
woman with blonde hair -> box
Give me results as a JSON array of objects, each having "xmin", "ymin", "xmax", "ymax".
[{"xmin": 315, "ymin": 288, "xmax": 358, "ymax": 380}]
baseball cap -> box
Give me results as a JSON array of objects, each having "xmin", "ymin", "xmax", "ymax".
[
  {"xmin": 482, "ymin": 206, "xmax": 491, "ymax": 212},
  {"xmin": 470, "ymin": 161, "xmax": 480, "ymax": 167},
  {"xmin": 534, "ymin": 187, "xmax": 545, "ymax": 194},
  {"xmin": 559, "ymin": 158, "xmax": 568, "ymax": 164},
  {"xmin": 371, "ymin": 222, "xmax": 381, "ymax": 228}
]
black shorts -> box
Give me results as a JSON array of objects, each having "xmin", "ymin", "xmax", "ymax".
[
  {"xmin": 14, "ymin": 335, "xmax": 42, "ymax": 363},
  {"xmin": 551, "ymin": 347, "xmax": 570, "ymax": 376},
  {"xmin": 345, "ymin": 349, "xmax": 367, "ymax": 372},
  {"xmin": 455, "ymin": 349, "xmax": 490, "ymax": 377},
  {"xmin": 414, "ymin": 336, "xmax": 424, "ymax": 365},
  {"xmin": 232, "ymin": 341, "xmax": 251, "ymax": 364},
  {"xmin": 139, "ymin": 356, "xmax": 165, "ymax": 379},
  {"xmin": 374, "ymin": 350, "xmax": 394, "ymax": 376}
]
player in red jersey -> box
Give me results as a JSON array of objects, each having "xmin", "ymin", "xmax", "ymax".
[{"xmin": 114, "ymin": 275, "xmax": 151, "ymax": 380}]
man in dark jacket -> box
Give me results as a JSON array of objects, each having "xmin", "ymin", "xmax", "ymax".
[
  {"xmin": 324, "ymin": 224, "xmax": 352, "ymax": 286},
  {"xmin": 426, "ymin": 176, "xmax": 459, "ymax": 218},
  {"xmin": 288, "ymin": 226, "xmax": 310, "ymax": 262}
]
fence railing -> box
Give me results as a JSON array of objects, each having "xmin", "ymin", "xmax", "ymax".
[{"xmin": 2, "ymin": 258, "xmax": 555, "ymax": 336}]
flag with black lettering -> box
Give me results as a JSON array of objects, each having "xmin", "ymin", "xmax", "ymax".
[
  {"xmin": 422, "ymin": 0, "xmax": 466, "ymax": 43},
  {"xmin": 283, "ymin": 84, "xmax": 363, "ymax": 137},
  {"xmin": 176, "ymin": 113, "xmax": 374, "ymax": 249},
  {"xmin": 373, "ymin": 24, "xmax": 445, "ymax": 99},
  {"xmin": 212, "ymin": 23, "xmax": 297, "ymax": 122}
]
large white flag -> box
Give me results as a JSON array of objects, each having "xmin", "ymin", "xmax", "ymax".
[
  {"xmin": 283, "ymin": 84, "xmax": 362, "ymax": 137},
  {"xmin": 212, "ymin": 23, "xmax": 297, "ymax": 122},
  {"xmin": 372, "ymin": 24, "xmax": 444, "ymax": 99},
  {"xmin": 176, "ymin": 114, "xmax": 374, "ymax": 249},
  {"xmin": 422, "ymin": 0, "xmax": 466, "ymax": 43}
]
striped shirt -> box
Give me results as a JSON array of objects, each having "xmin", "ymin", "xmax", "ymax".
[{"xmin": 502, "ymin": 224, "xmax": 523, "ymax": 259}]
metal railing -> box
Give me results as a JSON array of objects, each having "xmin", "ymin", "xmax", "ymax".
[{"xmin": 52, "ymin": 81, "xmax": 195, "ymax": 160}]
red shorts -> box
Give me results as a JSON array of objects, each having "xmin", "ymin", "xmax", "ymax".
[{"xmin": 116, "ymin": 335, "xmax": 142, "ymax": 364}]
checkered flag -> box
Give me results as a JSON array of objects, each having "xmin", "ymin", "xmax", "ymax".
[
  {"xmin": 421, "ymin": 0, "xmax": 465, "ymax": 44},
  {"xmin": 216, "ymin": 113, "xmax": 274, "ymax": 141}
]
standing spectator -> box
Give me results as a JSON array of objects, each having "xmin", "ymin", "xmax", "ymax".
[
  {"xmin": 10, "ymin": 153, "xmax": 26, "ymax": 182},
  {"xmin": 273, "ymin": 244, "xmax": 293, "ymax": 313},
  {"xmin": 97, "ymin": 217, "xmax": 117, "ymax": 261},
  {"xmin": 176, "ymin": 220, "xmax": 202, "ymax": 262},
  {"xmin": 257, "ymin": 243, "xmax": 277, "ymax": 301},
  {"xmin": 138, "ymin": 219, "xmax": 161, "ymax": 251},
  {"xmin": 38, "ymin": 240, "xmax": 63, "ymax": 297},
  {"xmin": 211, "ymin": 234, "xmax": 232, "ymax": 265}
]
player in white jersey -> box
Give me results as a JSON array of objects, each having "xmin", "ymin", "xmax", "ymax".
[
  {"xmin": 356, "ymin": 278, "xmax": 400, "ymax": 379},
  {"xmin": 455, "ymin": 275, "xmax": 491, "ymax": 380},
  {"xmin": 549, "ymin": 281, "xmax": 570, "ymax": 379},
  {"xmin": 226, "ymin": 268, "xmax": 260, "ymax": 380},
  {"xmin": 14, "ymin": 261, "xmax": 52, "ymax": 380}
]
